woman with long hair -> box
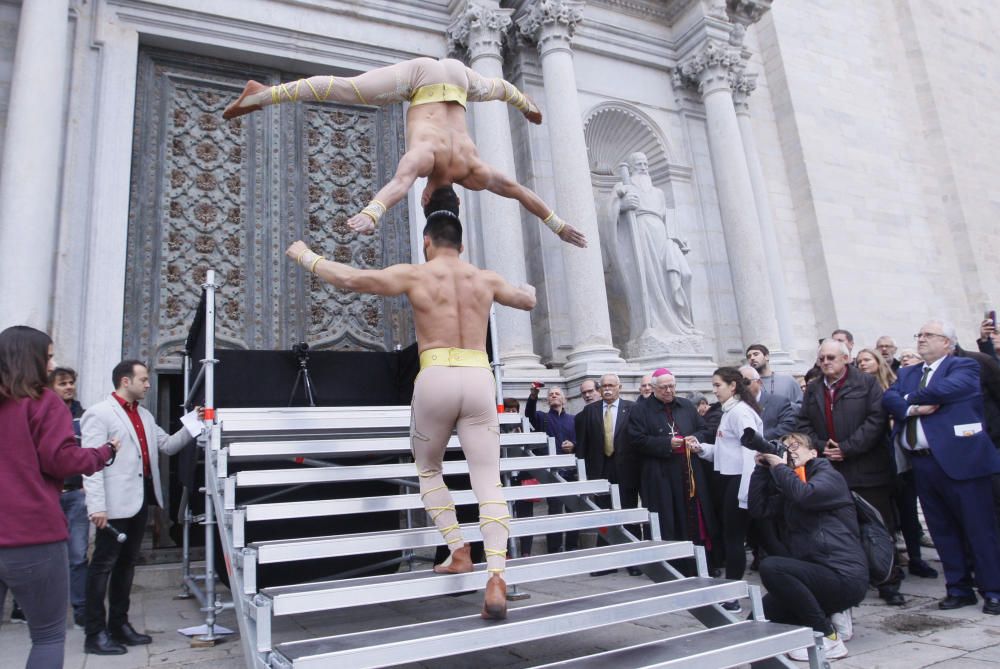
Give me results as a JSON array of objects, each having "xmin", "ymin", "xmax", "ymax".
[
  {"xmin": 686, "ymin": 366, "xmax": 763, "ymax": 612},
  {"xmin": 0, "ymin": 326, "xmax": 119, "ymax": 668},
  {"xmin": 855, "ymin": 348, "xmax": 896, "ymax": 391}
]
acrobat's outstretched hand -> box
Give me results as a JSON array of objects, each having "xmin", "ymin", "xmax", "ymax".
[{"xmin": 557, "ymin": 223, "xmax": 587, "ymax": 248}]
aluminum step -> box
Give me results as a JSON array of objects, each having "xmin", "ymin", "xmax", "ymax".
[
  {"xmin": 219, "ymin": 406, "xmax": 522, "ymax": 436},
  {"xmin": 263, "ymin": 542, "xmax": 702, "ymax": 615},
  {"xmin": 242, "ymin": 479, "xmax": 611, "ymax": 522},
  {"xmin": 250, "ymin": 507, "xmax": 650, "ymax": 564},
  {"xmin": 530, "ymin": 620, "xmax": 814, "ymax": 668},
  {"xmin": 269, "ymin": 576, "xmax": 746, "ymax": 669},
  {"xmin": 225, "ymin": 430, "xmax": 548, "ymax": 460}
]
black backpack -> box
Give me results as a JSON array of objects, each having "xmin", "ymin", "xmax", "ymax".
[{"xmin": 852, "ymin": 492, "xmax": 896, "ymax": 585}]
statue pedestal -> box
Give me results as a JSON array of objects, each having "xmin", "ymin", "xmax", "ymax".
[{"xmin": 624, "ymin": 330, "xmax": 703, "ymax": 359}]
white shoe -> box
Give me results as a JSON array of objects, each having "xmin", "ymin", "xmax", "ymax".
[
  {"xmin": 831, "ymin": 609, "xmax": 853, "ymax": 641},
  {"xmin": 788, "ymin": 634, "xmax": 849, "ymax": 661}
]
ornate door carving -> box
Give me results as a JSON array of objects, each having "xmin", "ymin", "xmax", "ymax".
[{"xmin": 124, "ymin": 48, "xmax": 413, "ymax": 370}]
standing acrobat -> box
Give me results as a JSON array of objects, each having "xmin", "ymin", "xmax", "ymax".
[
  {"xmin": 225, "ymin": 56, "xmax": 586, "ymax": 248},
  {"xmin": 285, "ymin": 187, "xmax": 536, "ymax": 619}
]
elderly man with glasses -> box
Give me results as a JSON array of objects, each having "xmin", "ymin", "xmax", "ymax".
[
  {"xmin": 797, "ymin": 339, "xmax": 905, "ymax": 605},
  {"xmin": 884, "ymin": 321, "xmax": 1000, "ymax": 615}
]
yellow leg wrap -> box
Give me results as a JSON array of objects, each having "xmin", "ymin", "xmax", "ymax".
[
  {"xmin": 350, "ymin": 80, "xmax": 368, "ymax": 105},
  {"xmin": 487, "ymin": 568, "xmax": 505, "ymax": 574},
  {"xmin": 418, "ymin": 469, "xmax": 440, "ymax": 479},
  {"xmin": 426, "ymin": 505, "xmax": 455, "ymax": 522},
  {"xmin": 420, "ymin": 484, "xmax": 448, "ymax": 498}
]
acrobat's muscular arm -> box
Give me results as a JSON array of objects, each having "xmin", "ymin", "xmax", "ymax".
[
  {"xmin": 346, "ymin": 149, "xmax": 435, "ymax": 235},
  {"xmin": 478, "ymin": 166, "xmax": 588, "ymax": 248},
  {"xmin": 286, "ymin": 241, "xmax": 418, "ymax": 297}
]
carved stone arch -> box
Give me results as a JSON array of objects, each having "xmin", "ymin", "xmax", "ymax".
[{"xmin": 583, "ymin": 102, "xmax": 672, "ymax": 190}]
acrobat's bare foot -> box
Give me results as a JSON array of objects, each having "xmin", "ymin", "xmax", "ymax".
[
  {"xmin": 433, "ymin": 543, "xmax": 473, "ymax": 574},
  {"xmin": 522, "ymin": 93, "xmax": 542, "ymax": 125},
  {"xmin": 481, "ymin": 573, "xmax": 507, "ymax": 620},
  {"xmin": 558, "ymin": 223, "xmax": 587, "ymax": 248},
  {"xmin": 223, "ymin": 80, "xmax": 268, "ymax": 120},
  {"xmin": 346, "ymin": 212, "xmax": 376, "ymax": 235}
]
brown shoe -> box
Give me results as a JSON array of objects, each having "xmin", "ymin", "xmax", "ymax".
[
  {"xmin": 481, "ymin": 573, "xmax": 507, "ymax": 620},
  {"xmin": 223, "ymin": 80, "xmax": 268, "ymax": 120},
  {"xmin": 433, "ymin": 543, "xmax": 473, "ymax": 574}
]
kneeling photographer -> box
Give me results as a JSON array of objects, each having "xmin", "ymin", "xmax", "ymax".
[{"xmin": 748, "ymin": 432, "xmax": 868, "ymax": 661}]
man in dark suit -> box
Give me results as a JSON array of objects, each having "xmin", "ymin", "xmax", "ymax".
[
  {"xmin": 575, "ymin": 373, "xmax": 639, "ymax": 574},
  {"xmin": 741, "ymin": 366, "xmax": 796, "ymax": 440},
  {"xmin": 884, "ymin": 320, "xmax": 1000, "ymax": 614}
]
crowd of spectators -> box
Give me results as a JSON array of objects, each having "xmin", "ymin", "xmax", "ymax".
[{"xmin": 515, "ymin": 316, "xmax": 1000, "ymax": 661}]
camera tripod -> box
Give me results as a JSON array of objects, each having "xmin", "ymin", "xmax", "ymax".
[{"xmin": 288, "ymin": 346, "xmax": 317, "ymax": 407}]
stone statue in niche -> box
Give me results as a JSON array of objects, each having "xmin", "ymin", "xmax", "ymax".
[{"xmin": 607, "ymin": 152, "xmax": 700, "ymax": 357}]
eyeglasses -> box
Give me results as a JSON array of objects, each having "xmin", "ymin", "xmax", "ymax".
[
  {"xmin": 913, "ymin": 332, "xmax": 948, "ymax": 341},
  {"xmin": 817, "ymin": 354, "xmax": 841, "ymax": 362}
]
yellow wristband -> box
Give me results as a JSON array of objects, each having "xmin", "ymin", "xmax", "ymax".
[
  {"xmin": 295, "ymin": 248, "xmax": 310, "ymax": 266},
  {"xmin": 309, "ymin": 256, "xmax": 324, "ymax": 274}
]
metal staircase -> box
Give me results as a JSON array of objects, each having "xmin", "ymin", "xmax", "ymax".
[
  {"xmin": 185, "ymin": 271, "xmax": 828, "ymax": 668},
  {"xmin": 201, "ymin": 405, "xmax": 826, "ymax": 669}
]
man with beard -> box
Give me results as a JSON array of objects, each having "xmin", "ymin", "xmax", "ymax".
[
  {"xmin": 579, "ymin": 378, "xmax": 601, "ymax": 405},
  {"xmin": 628, "ymin": 369, "xmax": 716, "ymax": 566},
  {"xmin": 609, "ymin": 152, "xmax": 696, "ymax": 340},
  {"xmin": 740, "ymin": 366, "xmax": 796, "ymax": 441},
  {"xmin": 746, "ymin": 344, "xmax": 802, "ymax": 409}
]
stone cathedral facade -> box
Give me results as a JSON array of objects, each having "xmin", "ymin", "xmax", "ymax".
[{"xmin": 0, "ymin": 0, "xmax": 996, "ymax": 410}]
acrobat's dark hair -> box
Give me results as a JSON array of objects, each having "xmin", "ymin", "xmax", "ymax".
[
  {"xmin": 423, "ymin": 211, "xmax": 463, "ymax": 250},
  {"xmin": 423, "ymin": 186, "xmax": 460, "ymax": 218}
]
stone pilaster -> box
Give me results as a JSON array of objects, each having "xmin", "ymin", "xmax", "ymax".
[
  {"xmin": 0, "ymin": 0, "xmax": 71, "ymax": 331},
  {"xmin": 732, "ymin": 71, "xmax": 795, "ymax": 352},
  {"xmin": 674, "ymin": 39, "xmax": 781, "ymax": 350},
  {"xmin": 447, "ymin": 1, "xmax": 543, "ymax": 370},
  {"xmin": 516, "ymin": 0, "xmax": 624, "ymax": 369}
]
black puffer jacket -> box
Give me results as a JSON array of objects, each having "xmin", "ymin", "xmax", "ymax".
[
  {"xmin": 749, "ymin": 458, "xmax": 868, "ymax": 583},
  {"xmin": 796, "ymin": 366, "xmax": 890, "ymax": 488}
]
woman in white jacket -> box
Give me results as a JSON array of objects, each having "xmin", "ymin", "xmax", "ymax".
[{"xmin": 686, "ymin": 366, "xmax": 763, "ymax": 612}]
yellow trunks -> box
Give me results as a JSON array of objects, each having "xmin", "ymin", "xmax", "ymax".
[
  {"xmin": 419, "ymin": 347, "xmax": 490, "ymax": 370},
  {"xmin": 409, "ymin": 83, "xmax": 468, "ymax": 109}
]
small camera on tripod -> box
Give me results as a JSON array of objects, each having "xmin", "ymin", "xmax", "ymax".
[{"xmin": 288, "ymin": 341, "xmax": 316, "ymax": 407}]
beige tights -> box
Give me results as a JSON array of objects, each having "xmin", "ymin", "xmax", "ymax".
[
  {"xmin": 242, "ymin": 57, "xmax": 538, "ymax": 118},
  {"xmin": 411, "ymin": 365, "xmax": 508, "ymax": 574}
]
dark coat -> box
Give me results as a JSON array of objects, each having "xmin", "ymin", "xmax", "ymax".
[
  {"xmin": 575, "ymin": 398, "xmax": 637, "ymax": 488},
  {"xmin": 759, "ymin": 390, "xmax": 796, "ymax": 441},
  {"xmin": 955, "ymin": 345, "xmax": 1000, "ymax": 448},
  {"xmin": 797, "ymin": 366, "xmax": 891, "ymax": 488},
  {"xmin": 748, "ymin": 457, "xmax": 869, "ymax": 584},
  {"xmin": 701, "ymin": 402, "xmax": 722, "ymax": 444},
  {"xmin": 628, "ymin": 395, "xmax": 716, "ymax": 542}
]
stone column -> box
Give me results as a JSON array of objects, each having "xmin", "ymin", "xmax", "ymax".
[
  {"xmin": 448, "ymin": 1, "xmax": 542, "ymax": 369},
  {"xmin": 674, "ymin": 40, "xmax": 780, "ymax": 348},
  {"xmin": 0, "ymin": 0, "xmax": 71, "ymax": 331},
  {"xmin": 516, "ymin": 0, "xmax": 622, "ymax": 368},
  {"xmin": 733, "ymin": 73, "xmax": 794, "ymax": 351}
]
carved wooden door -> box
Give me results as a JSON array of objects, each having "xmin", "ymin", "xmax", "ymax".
[{"xmin": 124, "ymin": 48, "xmax": 413, "ymax": 374}]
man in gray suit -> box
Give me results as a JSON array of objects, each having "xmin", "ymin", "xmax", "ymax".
[
  {"xmin": 740, "ymin": 366, "xmax": 796, "ymax": 441},
  {"xmin": 81, "ymin": 360, "xmax": 202, "ymax": 655}
]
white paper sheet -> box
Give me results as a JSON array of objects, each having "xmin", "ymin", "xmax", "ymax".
[{"xmin": 180, "ymin": 410, "xmax": 204, "ymax": 438}]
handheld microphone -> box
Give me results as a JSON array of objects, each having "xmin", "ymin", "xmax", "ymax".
[{"xmin": 103, "ymin": 524, "xmax": 127, "ymax": 544}]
